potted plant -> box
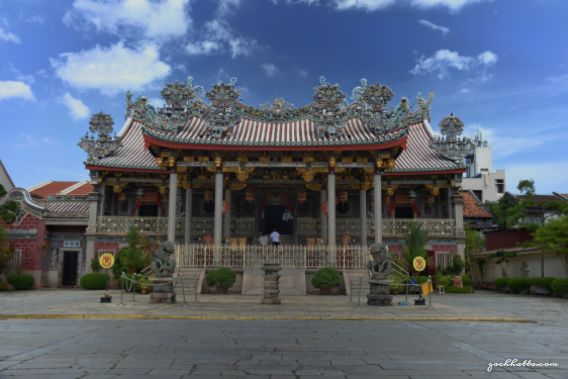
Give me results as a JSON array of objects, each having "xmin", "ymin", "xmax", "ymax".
[
  {"xmin": 451, "ymin": 255, "xmax": 465, "ymax": 288},
  {"xmin": 206, "ymin": 267, "xmax": 236, "ymax": 293},
  {"xmin": 311, "ymin": 267, "xmax": 341, "ymax": 294}
]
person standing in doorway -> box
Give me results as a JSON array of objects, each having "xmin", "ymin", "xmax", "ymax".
[{"xmin": 270, "ymin": 230, "xmax": 280, "ymax": 246}]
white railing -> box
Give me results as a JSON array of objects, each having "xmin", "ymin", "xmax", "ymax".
[{"xmin": 175, "ymin": 244, "xmax": 372, "ymax": 270}]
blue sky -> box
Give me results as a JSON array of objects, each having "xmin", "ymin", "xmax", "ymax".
[{"xmin": 1, "ymin": 0, "xmax": 567, "ymax": 193}]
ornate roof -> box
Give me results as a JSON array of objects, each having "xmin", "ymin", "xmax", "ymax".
[{"xmin": 82, "ymin": 76, "xmax": 469, "ymax": 174}]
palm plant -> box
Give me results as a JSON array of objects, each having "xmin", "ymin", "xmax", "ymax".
[{"xmin": 403, "ymin": 222, "xmax": 428, "ymax": 276}]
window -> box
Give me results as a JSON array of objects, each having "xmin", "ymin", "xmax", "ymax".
[
  {"xmin": 473, "ymin": 190, "xmax": 483, "ymax": 202},
  {"xmin": 435, "ymin": 251, "xmax": 451, "ymax": 269},
  {"xmin": 10, "ymin": 249, "xmax": 22, "ymax": 272},
  {"xmin": 496, "ymin": 179, "xmax": 504, "ymax": 194}
]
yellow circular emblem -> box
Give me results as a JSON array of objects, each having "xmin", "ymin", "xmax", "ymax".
[
  {"xmin": 412, "ymin": 256, "xmax": 426, "ymax": 272},
  {"xmin": 99, "ymin": 253, "xmax": 115, "ymax": 269}
]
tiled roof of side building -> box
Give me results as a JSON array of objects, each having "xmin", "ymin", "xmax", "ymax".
[
  {"xmin": 29, "ymin": 181, "xmax": 79, "ymax": 199},
  {"xmin": 462, "ymin": 191, "xmax": 493, "ymax": 219},
  {"xmin": 87, "ymin": 119, "xmax": 464, "ymax": 174}
]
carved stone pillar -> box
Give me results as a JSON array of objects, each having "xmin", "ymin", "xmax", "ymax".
[
  {"xmin": 167, "ymin": 171, "xmax": 177, "ymax": 243},
  {"xmin": 360, "ymin": 189, "xmax": 367, "ymax": 247},
  {"xmin": 373, "ymin": 172, "xmax": 383, "ymax": 244},
  {"xmin": 320, "ymin": 190, "xmax": 328, "ymax": 241},
  {"xmin": 327, "ymin": 171, "xmax": 336, "ymax": 265},
  {"xmin": 184, "ymin": 188, "xmax": 192, "ymax": 245},
  {"xmin": 223, "ymin": 189, "xmax": 231, "ymax": 240},
  {"xmin": 452, "ymin": 193, "xmax": 465, "ymax": 237},
  {"xmin": 85, "ymin": 192, "xmax": 99, "ymax": 274}
]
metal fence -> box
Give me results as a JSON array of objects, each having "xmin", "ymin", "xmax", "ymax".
[{"xmin": 175, "ymin": 244, "xmax": 372, "ymax": 269}]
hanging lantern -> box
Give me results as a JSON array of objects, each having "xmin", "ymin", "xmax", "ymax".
[
  {"xmin": 297, "ymin": 191, "xmax": 307, "ymax": 202},
  {"xmin": 322, "ymin": 201, "xmax": 328, "ymax": 214},
  {"xmin": 431, "ymin": 186, "xmax": 440, "ymax": 196},
  {"xmin": 223, "ymin": 201, "xmax": 230, "ymax": 214},
  {"xmin": 204, "ymin": 191, "xmax": 213, "ymax": 202},
  {"xmin": 245, "ymin": 190, "xmax": 254, "ymax": 202},
  {"xmin": 386, "ymin": 186, "xmax": 395, "ymax": 197},
  {"xmin": 338, "ymin": 191, "xmax": 348, "ymax": 203}
]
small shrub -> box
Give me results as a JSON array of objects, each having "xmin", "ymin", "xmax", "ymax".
[
  {"xmin": 446, "ymin": 286, "xmax": 474, "ymax": 294},
  {"xmin": 462, "ymin": 275, "xmax": 473, "ymax": 287},
  {"xmin": 527, "ymin": 277, "xmax": 555, "ymax": 292},
  {"xmin": 495, "ymin": 277, "xmax": 508, "ymax": 290},
  {"xmin": 80, "ymin": 272, "xmax": 107, "ymax": 290},
  {"xmin": 206, "ymin": 267, "xmax": 236, "ymax": 289},
  {"xmin": 435, "ymin": 274, "xmax": 453, "ymax": 288},
  {"xmin": 311, "ymin": 267, "xmax": 341, "ymax": 290},
  {"xmin": 507, "ymin": 277, "xmax": 530, "ymax": 294},
  {"xmin": 451, "ymin": 255, "xmax": 465, "ymax": 275},
  {"xmin": 7, "ymin": 273, "xmax": 34, "ymax": 290},
  {"xmin": 414, "ymin": 275, "xmax": 428, "ymax": 284},
  {"xmin": 551, "ymin": 278, "xmax": 568, "ymax": 296},
  {"xmin": 0, "ymin": 281, "xmax": 10, "ymax": 291}
]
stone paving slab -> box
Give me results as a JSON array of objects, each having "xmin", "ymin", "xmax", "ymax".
[{"xmin": 2, "ymin": 289, "xmax": 558, "ymax": 323}]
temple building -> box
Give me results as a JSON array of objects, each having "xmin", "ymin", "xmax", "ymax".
[{"xmin": 76, "ymin": 76, "xmax": 472, "ymax": 285}]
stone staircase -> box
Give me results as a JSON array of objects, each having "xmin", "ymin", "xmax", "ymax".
[{"xmin": 174, "ymin": 268, "xmax": 203, "ymax": 300}]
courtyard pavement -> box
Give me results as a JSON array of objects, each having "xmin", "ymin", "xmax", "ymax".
[
  {"xmin": 0, "ymin": 290, "xmax": 567, "ymax": 378},
  {"xmin": 0, "ymin": 289, "xmax": 567, "ymax": 325}
]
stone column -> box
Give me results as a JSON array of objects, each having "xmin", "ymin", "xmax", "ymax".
[
  {"xmin": 223, "ymin": 189, "xmax": 231, "ymax": 240},
  {"xmin": 85, "ymin": 192, "xmax": 99, "ymax": 274},
  {"xmin": 167, "ymin": 171, "xmax": 177, "ymax": 243},
  {"xmin": 184, "ymin": 188, "xmax": 192, "ymax": 245},
  {"xmin": 99, "ymin": 185, "xmax": 106, "ymax": 217},
  {"xmin": 452, "ymin": 193, "xmax": 465, "ymax": 274},
  {"xmin": 327, "ymin": 171, "xmax": 336, "ymax": 265},
  {"xmin": 320, "ymin": 190, "xmax": 328, "ymax": 241},
  {"xmin": 214, "ymin": 171, "xmax": 223, "ymax": 246},
  {"xmin": 447, "ymin": 187, "xmax": 453, "ymax": 219},
  {"xmin": 373, "ymin": 172, "xmax": 383, "ymax": 244},
  {"xmin": 452, "ymin": 193, "xmax": 465, "ymax": 237},
  {"xmin": 360, "ymin": 189, "xmax": 367, "ymax": 247}
]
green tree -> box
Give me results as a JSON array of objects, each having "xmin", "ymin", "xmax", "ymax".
[
  {"xmin": 403, "ymin": 223, "xmax": 428, "ymax": 275},
  {"xmin": 112, "ymin": 227, "xmax": 152, "ymax": 278},
  {"xmin": 532, "ymin": 215, "xmax": 568, "ymax": 276},
  {"xmin": 465, "ymin": 227, "xmax": 484, "ymax": 284},
  {"xmin": 486, "ymin": 179, "xmax": 536, "ymax": 230}
]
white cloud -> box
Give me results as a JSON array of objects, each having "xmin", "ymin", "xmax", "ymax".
[
  {"xmin": 411, "ymin": 49, "xmax": 498, "ymax": 79},
  {"xmin": 61, "ymin": 93, "xmax": 90, "ymax": 120},
  {"xmin": 296, "ymin": 68, "xmax": 308, "ymax": 77},
  {"xmin": 15, "ymin": 133, "xmax": 54, "ymax": 149},
  {"xmin": 312, "ymin": 0, "xmax": 489, "ymax": 11},
  {"xmin": 51, "ymin": 42, "xmax": 171, "ymax": 95},
  {"xmin": 0, "ymin": 81, "xmax": 34, "ymax": 101},
  {"xmin": 64, "ymin": 0, "xmax": 191, "ymax": 40},
  {"xmin": 185, "ymin": 40, "xmax": 221, "ymax": 55},
  {"xmin": 418, "ymin": 19, "xmax": 449, "ymax": 36},
  {"xmin": 0, "ymin": 25, "xmax": 21, "ymax": 44},
  {"xmin": 184, "ymin": 4, "xmax": 256, "ymax": 58},
  {"xmin": 261, "ymin": 63, "xmax": 278, "ymax": 77}
]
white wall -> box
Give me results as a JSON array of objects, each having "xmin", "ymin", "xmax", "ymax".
[{"xmin": 479, "ymin": 251, "xmax": 568, "ymax": 282}]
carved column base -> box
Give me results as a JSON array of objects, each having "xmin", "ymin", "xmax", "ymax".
[
  {"xmin": 150, "ymin": 277, "xmax": 176, "ymax": 304},
  {"xmin": 367, "ymin": 279, "xmax": 393, "ymax": 306},
  {"xmin": 261, "ymin": 263, "xmax": 282, "ymax": 305}
]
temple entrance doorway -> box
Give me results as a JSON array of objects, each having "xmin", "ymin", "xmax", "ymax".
[
  {"xmin": 264, "ymin": 205, "xmax": 287, "ymax": 235},
  {"xmin": 62, "ymin": 251, "xmax": 78, "ymax": 286}
]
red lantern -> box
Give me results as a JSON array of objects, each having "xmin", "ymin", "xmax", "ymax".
[
  {"xmin": 297, "ymin": 191, "xmax": 307, "ymax": 202},
  {"xmin": 223, "ymin": 201, "xmax": 230, "ymax": 214},
  {"xmin": 338, "ymin": 191, "xmax": 348, "ymax": 203},
  {"xmin": 245, "ymin": 191, "xmax": 254, "ymax": 202},
  {"xmin": 322, "ymin": 201, "xmax": 328, "ymax": 214}
]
